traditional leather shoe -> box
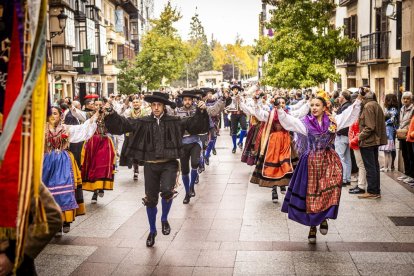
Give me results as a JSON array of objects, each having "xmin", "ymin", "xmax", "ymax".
[
  {"xmin": 161, "ymin": 221, "xmax": 171, "ymax": 235},
  {"xmin": 319, "ymin": 220, "xmax": 328, "ymax": 235},
  {"xmin": 183, "ymin": 194, "xmax": 191, "ymax": 204},
  {"xmin": 308, "ymin": 226, "xmax": 317, "ymax": 244},
  {"xmin": 341, "ymin": 182, "xmax": 351, "ymax": 187},
  {"xmin": 358, "ymin": 193, "xmax": 381, "ymax": 199},
  {"xmin": 280, "ymin": 186, "xmax": 287, "ymax": 195},
  {"xmin": 91, "ymin": 192, "xmax": 98, "ymax": 204},
  {"xmin": 205, "ymin": 156, "xmax": 210, "ymax": 166},
  {"xmin": 212, "ymin": 148, "xmax": 217, "ymax": 155},
  {"xmin": 190, "ymin": 186, "xmax": 196, "ymax": 197},
  {"xmin": 232, "ymin": 148, "xmax": 236, "ymax": 154},
  {"xmin": 238, "ymin": 142, "xmax": 243, "ymax": 149},
  {"xmin": 271, "ymin": 188, "xmax": 278, "ymax": 203},
  {"xmin": 349, "ymin": 187, "xmax": 365, "ymax": 194},
  {"xmin": 146, "ymin": 232, "xmax": 157, "ymax": 247},
  {"xmin": 194, "ymin": 175, "xmax": 199, "ymax": 184}
]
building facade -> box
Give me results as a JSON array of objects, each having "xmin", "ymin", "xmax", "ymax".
[{"xmin": 47, "ymin": 0, "xmax": 153, "ymax": 103}]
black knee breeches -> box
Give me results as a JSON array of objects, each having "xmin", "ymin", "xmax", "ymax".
[
  {"xmin": 230, "ymin": 114, "xmax": 247, "ymax": 135},
  {"xmin": 180, "ymin": 143, "xmax": 201, "ymax": 175},
  {"xmin": 143, "ymin": 160, "xmax": 178, "ymax": 208}
]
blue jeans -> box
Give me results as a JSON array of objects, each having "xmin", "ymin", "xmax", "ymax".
[{"xmin": 335, "ymin": 135, "xmax": 351, "ymax": 183}]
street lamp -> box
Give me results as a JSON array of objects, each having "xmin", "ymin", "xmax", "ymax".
[
  {"xmin": 51, "ymin": 10, "xmax": 68, "ymax": 39},
  {"xmin": 107, "ymin": 38, "xmax": 115, "ymax": 54},
  {"xmin": 230, "ymin": 54, "xmax": 235, "ymax": 80}
]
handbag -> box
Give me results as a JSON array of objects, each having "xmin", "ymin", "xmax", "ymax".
[{"xmin": 396, "ymin": 129, "xmax": 408, "ymax": 140}]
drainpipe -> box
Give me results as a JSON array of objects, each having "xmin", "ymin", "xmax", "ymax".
[{"xmin": 368, "ymin": 0, "xmax": 373, "ymax": 87}]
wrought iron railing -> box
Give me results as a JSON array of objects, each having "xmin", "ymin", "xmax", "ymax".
[{"xmin": 360, "ymin": 31, "xmax": 390, "ymax": 62}]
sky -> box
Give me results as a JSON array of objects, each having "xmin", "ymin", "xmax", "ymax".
[{"xmin": 153, "ymin": 0, "xmax": 262, "ymax": 45}]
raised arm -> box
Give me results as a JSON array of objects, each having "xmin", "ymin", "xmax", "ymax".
[
  {"xmin": 253, "ymin": 104, "xmax": 270, "ymax": 122},
  {"xmin": 206, "ymin": 99, "xmax": 225, "ymax": 117},
  {"xmin": 66, "ymin": 117, "xmax": 97, "ymax": 143},
  {"xmin": 289, "ymin": 101, "xmax": 310, "ymax": 118},
  {"xmin": 70, "ymin": 107, "xmax": 87, "ymax": 123},
  {"xmin": 104, "ymin": 111, "xmax": 136, "ymax": 135},
  {"xmin": 277, "ymin": 108, "xmax": 307, "ymax": 135},
  {"xmin": 336, "ymin": 99, "xmax": 361, "ymax": 131},
  {"xmin": 240, "ymin": 101, "xmax": 255, "ymax": 117}
]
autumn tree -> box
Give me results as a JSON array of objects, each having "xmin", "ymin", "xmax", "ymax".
[{"xmin": 254, "ymin": 0, "xmax": 358, "ymax": 88}]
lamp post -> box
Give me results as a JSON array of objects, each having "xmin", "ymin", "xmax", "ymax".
[
  {"xmin": 231, "ymin": 54, "xmax": 235, "ymax": 80},
  {"xmin": 107, "ymin": 38, "xmax": 115, "ymax": 55},
  {"xmin": 50, "ymin": 9, "xmax": 68, "ymax": 39}
]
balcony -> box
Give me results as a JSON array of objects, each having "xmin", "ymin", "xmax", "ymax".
[
  {"xmin": 336, "ymin": 50, "xmax": 358, "ymax": 67},
  {"xmin": 339, "ymin": 0, "xmax": 358, "ymax": 7},
  {"xmin": 360, "ymin": 31, "xmax": 390, "ymax": 64},
  {"xmin": 108, "ymin": 0, "xmax": 139, "ymax": 16}
]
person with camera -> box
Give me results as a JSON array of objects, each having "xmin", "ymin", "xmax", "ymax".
[
  {"xmin": 103, "ymin": 91, "xmax": 209, "ymax": 247},
  {"xmin": 276, "ymin": 94, "xmax": 361, "ymax": 243}
]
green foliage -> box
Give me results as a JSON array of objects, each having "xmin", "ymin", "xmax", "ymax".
[
  {"xmin": 132, "ymin": 1, "xmax": 189, "ymax": 90},
  {"xmin": 116, "ymin": 60, "xmax": 141, "ymax": 95},
  {"xmin": 255, "ymin": 0, "xmax": 359, "ymax": 88}
]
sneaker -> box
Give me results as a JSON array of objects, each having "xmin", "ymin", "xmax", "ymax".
[
  {"xmin": 403, "ymin": 177, "xmax": 414, "ymax": 183},
  {"xmin": 319, "ymin": 220, "xmax": 328, "ymax": 235},
  {"xmin": 272, "ymin": 188, "xmax": 278, "ymax": 203},
  {"xmin": 397, "ymin": 175, "xmax": 409, "ymax": 181},
  {"xmin": 98, "ymin": 190, "xmax": 104, "ymax": 198},
  {"xmin": 308, "ymin": 226, "xmax": 317, "ymax": 244},
  {"xmin": 62, "ymin": 222, "xmax": 71, "ymax": 233},
  {"xmin": 91, "ymin": 191, "xmax": 98, "ymax": 204},
  {"xmin": 280, "ymin": 186, "xmax": 287, "ymax": 195}
]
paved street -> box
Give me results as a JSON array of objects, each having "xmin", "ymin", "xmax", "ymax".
[{"xmin": 36, "ymin": 129, "xmax": 414, "ymax": 275}]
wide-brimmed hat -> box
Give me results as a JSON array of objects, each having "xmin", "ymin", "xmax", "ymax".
[
  {"xmin": 200, "ymin": 87, "xmax": 216, "ymax": 94},
  {"xmin": 230, "ymin": 85, "xmax": 244, "ymax": 92},
  {"xmin": 177, "ymin": 90, "xmax": 200, "ymax": 100},
  {"xmin": 144, "ymin": 91, "xmax": 176, "ymax": 108}
]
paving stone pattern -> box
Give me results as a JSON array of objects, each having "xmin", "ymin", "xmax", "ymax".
[{"xmin": 35, "ymin": 129, "xmax": 414, "ymax": 275}]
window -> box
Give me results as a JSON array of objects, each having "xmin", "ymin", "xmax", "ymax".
[{"xmin": 344, "ymin": 15, "xmax": 357, "ymax": 39}]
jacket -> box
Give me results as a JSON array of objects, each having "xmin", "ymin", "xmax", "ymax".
[
  {"xmin": 349, "ymin": 120, "xmax": 360, "ymax": 150},
  {"xmin": 337, "ymin": 101, "xmax": 352, "ymax": 136},
  {"xmin": 399, "ymin": 104, "xmax": 414, "ymax": 130},
  {"xmin": 358, "ymin": 98, "xmax": 387, "ymax": 148},
  {"xmin": 104, "ymin": 108, "xmax": 209, "ymax": 161}
]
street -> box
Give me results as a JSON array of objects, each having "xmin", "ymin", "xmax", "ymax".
[{"xmin": 35, "ymin": 128, "xmax": 414, "ymax": 276}]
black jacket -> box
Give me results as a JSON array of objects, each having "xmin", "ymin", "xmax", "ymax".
[
  {"xmin": 104, "ymin": 108, "xmax": 209, "ymax": 161},
  {"xmin": 337, "ymin": 101, "xmax": 352, "ymax": 136}
]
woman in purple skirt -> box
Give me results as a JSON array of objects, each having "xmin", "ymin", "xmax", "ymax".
[{"xmin": 276, "ymin": 95, "xmax": 361, "ymax": 243}]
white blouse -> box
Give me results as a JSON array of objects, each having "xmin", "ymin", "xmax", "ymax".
[
  {"xmin": 65, "ymin": 118, "xmax": 97, "ymax": 143},
  {"xmin": 277, "ymin": 100, "xmax": 362, "ymax": 136}
]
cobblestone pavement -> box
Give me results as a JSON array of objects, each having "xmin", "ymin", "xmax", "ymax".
[{"xmin": 36, "ymin": 129, "xmax": 414, "ymax": 275}]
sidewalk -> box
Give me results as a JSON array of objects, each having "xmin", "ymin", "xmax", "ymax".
[{"xmin": 36, "ymin": 129, "xmax": 414, "ymax": 275}]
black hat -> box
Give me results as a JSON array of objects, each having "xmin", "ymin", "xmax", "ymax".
[
  {"xmin": 200, "ymin": 87, "xmax": 216, "ymax": 94},
  {"xmin": 177, "ymin": 90, "xmax": 201, "ymax": 100},
  {"xmin": 144, "ymin": 91, "xmax": 177, "ymax": 108},
  {"xmin": 230, "ymin": 85, "xmax": 244, "ymax": 92},
  {"xmin": 192, "ymin": 89, "xmax": 207, "ymax": 98}
]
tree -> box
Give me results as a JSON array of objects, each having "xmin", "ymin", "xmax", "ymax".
[
  {"xmin": 116, "ymin": 60, "xmax": 141, "ymax": 94},
  {"xmin": 134, "ymin": 1, "xmax": 189, "ymax": 89},
  {"xmin": 254, "ymin": 0, "xmax": 359, "ymax": 88},
  {"xmin": 184, "ymin": 12, "xmax": 214, "ymax": 84}
]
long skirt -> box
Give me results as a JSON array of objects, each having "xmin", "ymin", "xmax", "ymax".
[
  {"xmin": 42, "ymin": 150, "xmax": 82, "ymax": 223},
  {"xmin": 241, "ymin": 124, "xmax": 260, "ymax": 165},
  {"xmin": 82, "ymin": 134, "xmax": 116, "ymax": 192},
  {"xmin": 281, "ymin": 148, "xmax": 342, "ymax": 226}
]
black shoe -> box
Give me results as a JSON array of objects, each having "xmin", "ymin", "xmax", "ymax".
[
  {"xmin": 62, "ymin": 222, "xmax": 71, "ymax": 233},
  {"xmin": 212, "ymin": 148, "xmax": 217, "ymax": 155},
  {"xmin": 349, "ymin": 187, "xmax": 365, "ymax": 194},
  {"xmin": 98, "ymin": 189, "xmax": 104, "ymax": 197},
  {"xmin": 190, "ymin": 186, "xmax": 196, "ymax": 197},
  {"xmin": 183, "ymin": 194, "xmax": 191, "ymax": 204},
  {"xmin": 308, "ymin": 226, "xmax": 317, "ymax": 244},
  {"xmin": 341, "ymin": 182, "xmax": 351, "ymax": 187},
  {"xmin": 91, "ymin": 192, "xmax": 98, "ymax": 204},
  {"xmin": 205, "ymin": 156, "xmax": 210, "ymax": 166},
  {"xmin": 280, "ymin": 186, "xmax": 287, "ymax": 194},
  {"xmin": 272, "ymin": 188, "xmax": 278, "ymax": 203},
  {"xmin": 161, "ymin": 221, "xmax": 171, "ymax": 235},
  {"xmin": 146, "ymin": 232, "xmax": 157, "ymax": 247},
  {"xmin": 133, "ymin": 172, "xmax": 138, "ymax": 180},
  {"xmin": 319, "ymin": 220, "xmax": 328, "ymax": 235},
  {"xmin": 194, "ymin": 175, "xmax": 199, "ymax": 185},
  {"xmin": 232, "ymin": 148, "xmax": 236, "ymax": 154}
]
